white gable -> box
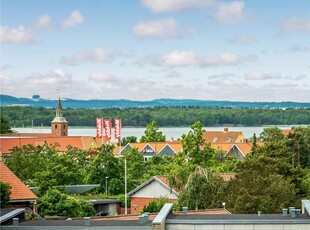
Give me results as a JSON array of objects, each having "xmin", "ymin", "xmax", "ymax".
[{"xmin": 131, "ymin": 180, "xmax": 178, "ymax": 199}]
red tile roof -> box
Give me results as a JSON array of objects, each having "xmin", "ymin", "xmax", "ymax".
[
  {"xmin": 203, "ymin": 128, "xmax": 245, "ymax": 144},
  {"xmin": 0, "ymin": 136, "xmax": 100, "ymax": 154},
  {"xmin": 0, "ymin": 162, "xmax": 37, "ymax": 201},
  {"xmin": 0, "ymin": 133, "xmax": 57, "ymax": 138}
]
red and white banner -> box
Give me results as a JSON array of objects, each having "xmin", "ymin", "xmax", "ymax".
[
  {"xmin": 96, "ymin": 118, "xmax": 103, "ymax": 138},
  {"xmin": 114, "ymin": 118, "xmax": 121, "ymax": 139},
  {"xmin": 104, "ymin": 119, "xmax": 112, "ymax": 140}
]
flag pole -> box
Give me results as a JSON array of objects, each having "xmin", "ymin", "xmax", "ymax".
[{"xmin": 102, "ymin": 117, "xmax": 104, "ymax": 145}]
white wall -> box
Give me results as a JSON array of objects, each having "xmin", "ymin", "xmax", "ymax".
[{"xmin": 131, "ymin": 180, "xmax": 178, "ymax": 199}]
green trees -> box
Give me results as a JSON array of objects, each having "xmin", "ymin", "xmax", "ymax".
[
  {"xmin": 0, "ymin": 182, "xmax": 11, "ymax": 208},
  {"xmin": 119, "ymin": 136, "xmax": 137, "ymax": 146},
  {"xmin": 85, "ymin": 144, "xmax": 122, "ymax": 194},
  {"xmin": 140, "ymin": 121, "xmax": 166, "ymax": 142},
  {"xmin": 143, "ymin": 197, "xmax": 170, "ymax": 213},
  {"xmin": 259, "ymin": 127, "xmax": 285, "ymax": 142},
  {"xmin": 0, "ymin": 116, "xmax": 13, "ymax": 134},
  {"xmin": 37, "ymin": 189, "xmax": 95, "ymax": 217},
  {"xmin": 181, "ymin": 121, "xmax": 217, "ymax": 167},
  {"xmin": 177, "ymin": 166, "xmax": 226, "ymax": 210},
  {"xmin": 5, "ymin": 143, "xmax": 85, "ymax": 194},
  {"xmin": 226, "ymin": 156, "xmax": 295, "ymax": 214},
  {"xmin": 2, "ymin": 106, "xmax": 310, "ymax": 127}
]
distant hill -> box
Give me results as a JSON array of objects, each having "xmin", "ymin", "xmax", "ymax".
[{"xmin": 1, "ymin": 94, "xmax": 309, "ymax": 109}]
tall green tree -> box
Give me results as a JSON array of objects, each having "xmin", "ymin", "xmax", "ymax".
[
  {"xmin": 177, "ymin": 166, "xmax": 226, "ymax": 210},
  {"xmin": 0, "ymin": 182, "xmax": 11, "ymax": 208},
  {"xmin": 259, "ymin": 127, "xmax": 285, "ymax": 142},
  {"xmin": 226, "ymin": 156, "xmax": 295, "ymax": 214},
  {"xmin": 140, "ymin": 121, "xmax": 166, "ymax": 142},
  {"xmin": 0, "ymin": 116, "xmax": 13, "ymax": 134},
  {"xmin": 122, "ymin": 148, "xmax": 146, "ymax": 192},
  {"xmin": 287, "ymin": 126, "xmax": 310, "ymax": 168},
  {"xmin": 181, "ymin": 121, "xmax": 217, "ymax": 168},
  {"xmin": 85, "ymin": 144, "xmax": 122, "ymax": 194}
]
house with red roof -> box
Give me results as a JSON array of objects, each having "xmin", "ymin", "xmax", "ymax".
[
  {"xmin": 127, "ymin": 176, "xmax": 178, "ymax": 214},
  {"xmin": 203, "ymin": 127, "xmax": 246, "ymax": 144},
  {"xmin": 0, "ymin": 162, "xmax": 37, "ymax": 208}
]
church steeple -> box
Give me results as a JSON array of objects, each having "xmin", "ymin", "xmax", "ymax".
[
  {"xmin": 56, "ymin": 98, "xmax": 64, "ymax": 117},
  {"xmin": 51, "ymin": 97, "xmax": 68, "ymax": 137}
]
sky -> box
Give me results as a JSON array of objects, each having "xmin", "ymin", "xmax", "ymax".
[{"xmin": 1, "ymin": 0, "xmax": 310, "ymax": 102}]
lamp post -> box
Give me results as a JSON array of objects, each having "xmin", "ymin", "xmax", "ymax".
[
  {"xmin": 105, "ymin": 176, "xmax": 109, "ymax": 196},
  {"xmin": 125, "ymin": 158, "xmax": 127, "ymax": 215}
]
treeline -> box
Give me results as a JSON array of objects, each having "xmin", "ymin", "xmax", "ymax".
[{"xmin": 1, "ymin": 106, "xmax": 310, "ymax": 127}]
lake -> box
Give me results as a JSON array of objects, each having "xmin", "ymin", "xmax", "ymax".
[{"xmin": 13, "ymin": 126, "xmax": 295, "ymax": 142}]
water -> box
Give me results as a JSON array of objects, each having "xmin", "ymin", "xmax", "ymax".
[{"xmin": 13, "ymin": 126, "xmax": 294, "ymax": 142}]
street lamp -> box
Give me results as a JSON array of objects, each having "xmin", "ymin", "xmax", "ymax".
[{"xmin": 105, "ymin": 176, "xmax": 109, "ymax": 196}]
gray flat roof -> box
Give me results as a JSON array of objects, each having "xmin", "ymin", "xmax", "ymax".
[
  {"xmin": 5, "ymin": 219, "xmax": 152, "ymax": 227},
  {"xmin": 167, "ymin": 213, "xmax": 310, "ymax": 224}
]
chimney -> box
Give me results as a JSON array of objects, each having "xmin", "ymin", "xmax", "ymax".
[
  {"xmin": 84, "ymin": 217, "xmax": 90, "ymax": 226},
  {"xmin": 289, "ymin": 207, "xmax": 296, "ymax": 218},
  {"xmin": 224, "ymin": 128, "xmax": 228, "ymax": 132},
  {"xmin": 243, "ymin": 139, "xmax": 248, "ymax": 143},
  {"xmin": 13, "ymin": 218, "xmax": 19, "ymax": 226},
  {"xmin": 182, "ymin": 207, "xmax": 188, "ymax": 215},
  {"xmin": 282, "ymin": 208, "xmax": 288, "ymax": 216}
]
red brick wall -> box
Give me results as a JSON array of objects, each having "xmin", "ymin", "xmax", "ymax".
[{"xmin": 130, "ymin": 197, "xmax": 177, "ymax": 214}]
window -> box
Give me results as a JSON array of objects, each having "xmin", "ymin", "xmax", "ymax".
[
  {"xmin": 226, "ymin": 138, "xmax": 232, "ymax": 142},
  {"xmin": 212, "ymin": 137, "xmax": 218, "ymax": 142},
  {"xmin": 55, "ymin": 124, "xmax": 57, "ymax": 129}
]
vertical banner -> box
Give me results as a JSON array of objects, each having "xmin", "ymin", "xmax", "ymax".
[
  {"xmin": 104, "ymin": 119, "xmax": 112, "ymax": 140},
  {"xmin": 96, "ymin": 118, "xmax": 103, "ymax": 138},
  {"xmin": 114, "ymin": 118, "xmax": 121, "ymax": 139}
]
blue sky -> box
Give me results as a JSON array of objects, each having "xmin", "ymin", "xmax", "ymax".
[{"xmin": 1, "ymin": 0, "xmax": 310, "ymax": 102}]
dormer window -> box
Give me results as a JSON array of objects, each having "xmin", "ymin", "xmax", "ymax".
[
  {"xmin": 212, "ymin": 137, "xmax": 218, "ymax": 142},
  {"xmin": 226, "ymin": 138, "xmax": 232, "ymax": 142}
]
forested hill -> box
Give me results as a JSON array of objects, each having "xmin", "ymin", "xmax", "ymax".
[{"xmin": 1, "ymin": 94, "xmax": 310, "ymax": 109}]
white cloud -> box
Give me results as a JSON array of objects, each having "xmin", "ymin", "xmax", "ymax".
[
  {"xmin": 209, "ymin": 73, "xmax": 237, "ymax": 79},
  {"xmin": 229, "ymin": 34, "xmax": 255, "ymax": 45},
  {"xmin": 140, "ymin": 0, "xmax": 215, "ymax": 13},
  {"xmin": 281, "ymin": 17, "xmax": 310, "ymax": 34},
  {"xmin": 161, "ymin": 50, "xmax": 199, "ymax": 67},
  {"xmin": 202, "ymin": 53, "xmax": 256, "ymax": 67},
  {"xmin": 133, "ymin": 18, "xmax": 179, "ymax": 39},
  {"xmin": 60, "ymin": 48, "xmax": 115, "ymax": 65},
  {"xmin": 31, "ymin": 15, "xmax": 52, "ymax": 29},
  {"xmin": 0, "ymin": 26, "xmax": 39, "ymax": 44},
  {"xmin": 62, "ymin": 10, "xmax": 84, "ymax": 27},
  {"xmin": 209, "ymin": 79, "xmax": 247, "ymax": 88},
  {"xmin": 215, "ymin": 1, "xmax": 245, "ymax": 24},
  {"xmin": 26, "ymin": 69, "xmax": 71, "ymax": 85},
  {"xmin": 244, "ymin": 71, "xmax": 282, "ymax": 80},
  {"xmin": 264, "ymin": 83, "xmax": 299, "ymax": 88},
  {"xmin": 138, "ymin": 51, "xmax": 256, "ymax": 68},
  {"xmin": 89, "ymin": 72, "xmax": 116, "ymax": 82}
]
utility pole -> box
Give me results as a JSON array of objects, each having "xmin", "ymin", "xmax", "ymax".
[
  {"xmin": 125, "ymin": 158, "xmax": 127, "ymax": 215},
  {"xmin": 105, "ymin": 176, "xmax": 109, "ymax": 196}
]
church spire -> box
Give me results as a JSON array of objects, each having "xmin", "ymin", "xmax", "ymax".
[
  {"xmin": 56, "ymin": 97, "xmax": 64, "ymax": 117},
  {"xmin": 51, "ymin": 96, "xmax": 68, "ymax": 137}
]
